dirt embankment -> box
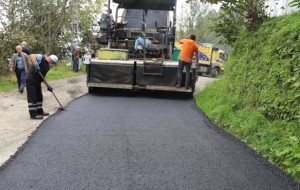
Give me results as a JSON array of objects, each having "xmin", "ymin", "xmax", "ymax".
[{"xmin": 0, "ymin": 75, "xmax": 216, "ymax": 165}]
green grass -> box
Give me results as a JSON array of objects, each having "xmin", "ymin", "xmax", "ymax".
[
  {"xmin": 0, "ymin": 61, "xmax": 86, "ymax": 92},
  {"xmin": 196, "ymin": 84, "xmax": 300, "ymax": 182},
  {"xmin": 195, "ymin": 11, "xmax": 300, "ymax": 183},
  {"xmin": 47, "ymin": 61, "xmax": 86, "ymax": 80},
  {"xmin": 0, "ymin": 75, "xmax": 17, "ymax": 92}
]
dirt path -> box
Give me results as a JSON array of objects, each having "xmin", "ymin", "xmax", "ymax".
[{"xmin": 0, "ymin": 75, "xmax": 216, "ymax": 166}]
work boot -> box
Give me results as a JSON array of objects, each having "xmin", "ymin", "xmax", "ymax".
[
  {"xmin": 30, "ymin": 115, "xmax": 44, "ymax": 120},
  {"xmin": 38, "ymin": 112, "xmax": 50, "ymax": 116}
]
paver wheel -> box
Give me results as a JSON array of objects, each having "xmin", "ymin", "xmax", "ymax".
[{"xmin": 88, "ymin": 87, "xmax": 94, "ymax": 94}]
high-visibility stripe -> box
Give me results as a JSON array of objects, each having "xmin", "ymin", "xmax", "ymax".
[
  {"xmin": 28, "ymin": 103, "xmax": 36, "ymax": 106},
  {"xmin": 29, "ymin": 107, "xmax": 36, "ymax": 110},
  {"xmin": 36, "ymin": 106, "xmax": 42, "ymax": 109}
]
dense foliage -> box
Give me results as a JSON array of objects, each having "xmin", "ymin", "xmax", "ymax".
[
  {"xmin": 186, "ymin": 0, "xmax": 268, "ymax": 45},
  {"xmin": 177, "ymin": 0, "xmax": 220, "ymax": 43},
  {"xmin": 289, "ymin": 0, "xmax": 300, "ymax": 8},
  {"xmin": 176, "ymin": 0, "xmax": 230, "ymax": 52},
  {"xmin": 196, "ymin": 11, "xmax": 300, "ymax": 182},
  {"xmin": 228, "ymin": 13, "xmax": 300, "ymax": 123},
  {"xmin": 0, "ymin": 0, "xmax": 104, "ymax": 76}
]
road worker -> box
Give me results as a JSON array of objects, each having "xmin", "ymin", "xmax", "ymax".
[
  {"xmin": 176, "ymin": 34, "xmax": 199, "ymax": 89},
  {"xmin": 26, "ymin": 54, "xmax": 58, "ymax": 119}
]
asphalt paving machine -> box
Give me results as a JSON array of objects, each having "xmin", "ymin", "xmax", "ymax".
[{"xmin": 87, "ymin": 0, "xmax": 197, "ymax": 94}]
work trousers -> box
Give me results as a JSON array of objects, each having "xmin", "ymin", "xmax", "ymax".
[
  {"xmin": 26, "ymin": 80, "xmax": 44, "ymax": 117},
  {"xmin": 16, "ymin": 68, "xmax": 26, "ymax": 91},
  {"xmin": 73, "ymin": 59, "xmax": 79, "ymax": 72},
  {"xmin": 177, "ymin": 60, "xmax": 191, "ymax": 88}
]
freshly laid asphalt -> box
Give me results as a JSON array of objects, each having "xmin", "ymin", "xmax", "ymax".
[{"xmin": 0, "ymin": 91, "xmax": 299, "ymax": 190}]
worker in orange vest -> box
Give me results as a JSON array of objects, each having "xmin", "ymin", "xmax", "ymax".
[{"xmin": 176, "ymin": 34, "xmax": 199, "ymax": 89}]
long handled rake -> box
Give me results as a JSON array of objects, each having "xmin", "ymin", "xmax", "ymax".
[{"xmin": 38, "ymin": 72, "xmax": 64, "ymax": 111}]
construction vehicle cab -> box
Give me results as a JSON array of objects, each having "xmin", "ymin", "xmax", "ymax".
[{"xmin": 88, "ymin": 0, "xmax": 197, "ymax": 95}]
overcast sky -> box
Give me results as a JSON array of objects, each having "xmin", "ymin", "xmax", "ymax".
[
  {"xmin": 109, "ymin": 0, "xmax": 221, "ymax": 21},
  {"xmin": 176, "ymin": 0, "xmax": 221, "ymax": 15}
]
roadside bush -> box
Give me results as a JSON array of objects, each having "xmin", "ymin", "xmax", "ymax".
[
  {"xmin": 227, "ymin": 12, "xmax": 300, "ymax": 124},
  {"xmin": 0, "ymin": 30, "xmax": 37, "ymax": 77},
  {"xmin": 195, "ymin": 11, "xmax": 300, "ymax": 182}
]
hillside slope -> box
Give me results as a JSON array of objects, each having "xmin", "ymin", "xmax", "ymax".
[{"xmin": 195, "ymin": 12, "xmax": 300, "ymax": 182}]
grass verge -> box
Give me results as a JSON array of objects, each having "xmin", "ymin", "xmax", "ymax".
[
  {"xmin": 195, "ymin": 78, "xmax": 300, "ymax": 183},
  {"xmin": 0, "ymin": 61, "xmax": 86, "ymax": 92}
]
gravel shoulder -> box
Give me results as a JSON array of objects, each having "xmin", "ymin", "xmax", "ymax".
[{"xmin": 0, "ymin": 75, "xmax": 216, "ymax": 165}]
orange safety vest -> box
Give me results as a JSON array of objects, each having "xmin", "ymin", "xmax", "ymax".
[{"xmin": 178, "ymin": 39, "xmax": 198, "ymax": 64}]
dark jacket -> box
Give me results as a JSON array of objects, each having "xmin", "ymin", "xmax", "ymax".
[
  {"xmin": 22, "ymin": 47, "xmax": 30, "ymax": 55},
  {"xmin": 26, "ymin": 55, "xmax": 50, "ymax": 85}
]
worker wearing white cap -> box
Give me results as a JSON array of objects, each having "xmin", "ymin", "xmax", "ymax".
[
  {"xmin": 25, "ymin": 54, "xmax": 58, "ymax": 119},
  {"xmin": 21, "ymin": 41, "xmax": 30, "ymax": 55}
]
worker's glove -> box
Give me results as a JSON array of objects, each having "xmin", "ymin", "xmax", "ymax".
[
  {"xmin": 35, "ymin": 64, "xmax": 40, "ymax": 72},
  {"xmin": 47, "ymin": 85, "xmax": 53, "ymax": 92}
]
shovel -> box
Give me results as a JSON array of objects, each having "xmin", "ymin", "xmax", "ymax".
[{"xmin": 38, "ymin": 72, "xmax": 65, "ymax": 111}]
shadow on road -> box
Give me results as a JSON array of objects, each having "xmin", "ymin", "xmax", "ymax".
[{"xmin": 89, "ymin": 88, "xmax": 193, "ymax": 100}]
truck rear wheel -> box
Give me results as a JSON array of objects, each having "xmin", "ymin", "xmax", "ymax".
[{"xmin": 211, "ymin": 68, "xmax": 221, "ymax": 78}]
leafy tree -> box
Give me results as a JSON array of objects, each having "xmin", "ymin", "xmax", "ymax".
[
  {"xmin": 289, "ymin": 0, "xmax": 300, "ymax": 8},
  {"xmin": 186, "ymin": 0, "xmax": 268, "ymax": 45},
  {"xmin": 177, "ymin": 0, "xmax": 220, "ymax": 43},
  {"xmin": 0, "ymin": 0, "xmax": 105, "ymax": 76}
]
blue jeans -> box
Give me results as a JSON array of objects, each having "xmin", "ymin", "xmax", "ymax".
[
  {"xmin": 177, "ymin": 60, "xmax": 191, "ymax": 87},
  {"xmin": 73, "ymin": 59, "xmax": 79, "ymax": 72},
  {"xmin": 16, "ymin": 68, "xmax": 26, "ymax": 91}
]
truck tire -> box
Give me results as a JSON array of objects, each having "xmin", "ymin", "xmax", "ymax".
[{"xmin": 211, "ymin": 68, "xmax": 221, "ymax": 78}]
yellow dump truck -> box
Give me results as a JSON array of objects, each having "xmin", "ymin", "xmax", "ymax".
[{"xmin": 175, "ymin": 42, "xmax": 227, "ymax": 77}]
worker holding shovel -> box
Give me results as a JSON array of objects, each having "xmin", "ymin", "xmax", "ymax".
[{"xmin": 26, "ymin": 54, "xmax": 58, "ymax": 119}]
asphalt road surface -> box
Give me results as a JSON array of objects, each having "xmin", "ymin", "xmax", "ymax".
[{"xmin": 0, "ymin": 91, "xmax": 298, "ymax": 190}]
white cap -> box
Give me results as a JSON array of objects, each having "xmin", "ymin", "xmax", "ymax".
[
  {"xmin": 21, "ymin": 41, "xmax": 28, "ymax": 47},
  {"xmin": 49, "ymin": 55, "xmax": 58, "ymax": 64}
]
